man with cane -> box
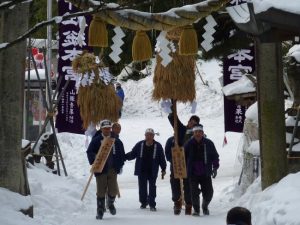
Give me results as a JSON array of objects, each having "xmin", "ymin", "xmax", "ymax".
[{"xmin": 86, "ymin": 119, "xmax": 125, "ymax": 220}]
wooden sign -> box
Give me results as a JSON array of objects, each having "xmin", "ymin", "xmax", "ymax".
[
  {"xmin": 172, "ymin": 146, "xmax": 187, "ymax": 179},
  {"xmin": 92, "ymin": 137, "xmax": 115, "ymax": 173}
]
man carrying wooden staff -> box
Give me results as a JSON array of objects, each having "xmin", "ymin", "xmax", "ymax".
[
  {"xmin": 86, "ymin": 119, "xmax": 125, "ymax": 220},
  {"xmin": 167, "ymin": 110, "xmax": 200, "ymax": 215}
]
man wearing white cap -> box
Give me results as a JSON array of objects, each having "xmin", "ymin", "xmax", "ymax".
[
  {"xmin": 184, "ymin": 124, "xmax": 219, "ymax": 216},
  {"xmin": 86, "ymin": 119, "xmax": 125, "ymax": 220},
  {"xmin": 126, "ymin": 128, "xmax": 167, "ymax": 211}
]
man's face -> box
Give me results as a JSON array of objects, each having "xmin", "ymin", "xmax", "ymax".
[
  {"xmin": 193, "ymin": 130, "xmax": 204, "ymax": 140},
  {"xmin": 145, "ymin": 132, "xmax": 155, "ymax": 143},
  {"xmin": 187, "ymin": 119, "xmax": 198, "ymax": 129},
  {"xmin": 101, "ymin": 127, "xmax": 111, "ymax": 136},
  {"xmin": 112, "ymin": 125, "xmax": 121, "ymax": 135}
]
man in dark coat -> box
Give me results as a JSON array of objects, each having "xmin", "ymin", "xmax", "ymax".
[
  {"xmin": 184, "ymin": 124, "xmax": 219, "ymax": 216},
  {"xmin": 167, "ymin": 113, "xmax": 200, "ymax": 215},
  {"xmin": 86, "ymin": 119, "xmax": 125, "ymax": 220},
  {"xmin": 126, "ymin": 128, "xmax": 167, "ymax": 211}
]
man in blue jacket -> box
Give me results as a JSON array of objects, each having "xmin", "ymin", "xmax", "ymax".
[
  {"xmin": 115, "ymin": 82, "xmax": 125, "ymax": 117},
  {"xmin": 184, "ymin": 124, "xmax": 219, "ymax": 216},
  {"xmin": 167, "ymin": 113, "xmax": 200, "ymax": 215},
  {"xmin": 126, "ymin": 128, "xmax": 167, "ymax": 211},
  {"xmin": 86, "ymin": 119, "xmax": 125, "ymax": 220}
]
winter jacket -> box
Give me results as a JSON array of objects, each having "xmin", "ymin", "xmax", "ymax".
[
  {"xmin": 116, "ymin": 87, "xmax": 125, "ymax": 102},
  {"xmin": 86, "ymin": 134, "xmax": 125, "ymax": 176},
  {"xmin": 184, "ymin": 137, "xmax": 219, "ymax": 177},
  {"xmin": 126, "ymin": 140, "xmax": 167, "ymax": 178},
  {"xmin": 165, "ymin": 136, "xmax": 174, "ymax": 163}
]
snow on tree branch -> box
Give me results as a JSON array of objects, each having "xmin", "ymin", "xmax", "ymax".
[{"xmin": 0, "ymin": 0, "xmax": 31, "ymax": 11}]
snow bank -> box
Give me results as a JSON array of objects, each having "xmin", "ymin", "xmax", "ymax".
[
  {"xmin": 237, "ymin": 172, "xmax": 300, "ymax": 225},
  {"xmin": 222, "ymin": 75, "xmax": 255, "ymax": 96},
  {"xmin": 0, "ymin": 188, "xmax": 35, "ymax": 225}
]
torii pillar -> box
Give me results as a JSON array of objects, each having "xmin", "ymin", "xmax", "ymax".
[{"xmin": 255, "ymin": 40, "xmax": 287, "ymax": 189}]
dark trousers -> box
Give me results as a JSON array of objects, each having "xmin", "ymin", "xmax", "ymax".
[
  {"xmin": 190, "ymin": 175, "xmax": 213, "ymax": 212},
  {"xmin": 170, "ymin": 172, "xmax": 192, "ymax": 205},
  {"xmin": 138, "ymin": 175, "xmax": 157, "ymax": 207}
]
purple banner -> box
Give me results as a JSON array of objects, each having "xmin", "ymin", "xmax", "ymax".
[
  {"xmin": 56, "ymin": 0, "xmax": 91, "ymax": 134},
  {"xmin": 223, "ymin": 46, "xmax": 255, "ymax": 133}
]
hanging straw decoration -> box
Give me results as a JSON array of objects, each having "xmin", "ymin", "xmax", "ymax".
[
  {"xmin": 72, "ymin": 52, "xmax": 121, "ymax": 129},
  {"xmin": 88, "ymin": 15, "xmax": 108, "ymax": 47},
  {"xmin": 153, "ymin": 28, "xmax": 196, "ymax": 103},
  {"xmin": 179, "ymin": 25, "xmax": 198, "ymax": 56},
  {"xmin": 132, "ymin": 30, "xmax": 152, "ymax": 62}
]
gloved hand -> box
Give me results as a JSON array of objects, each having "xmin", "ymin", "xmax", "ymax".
[
  {"xmin": 212, "ymin": 168, "xmax": 217, "ymax": 179},
  {"xmin": 161, "ymin": 170, "xmax": 166, "ymax": 179}
]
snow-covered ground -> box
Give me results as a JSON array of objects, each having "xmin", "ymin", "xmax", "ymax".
[{"xmin": 1, "ymin": 59, "xmax": 299, "ymax": 225}]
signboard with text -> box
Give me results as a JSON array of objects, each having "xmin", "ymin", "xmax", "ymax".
[{"xmin": 56, "ymin": 0, "xmax": 91, "ymax": 134}]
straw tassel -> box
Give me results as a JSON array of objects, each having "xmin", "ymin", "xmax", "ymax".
[
  {"xmin": 88, "ymin": 15, "xmax": 108, "ymax": 47},
  {"xmin": 132, "ymin": 30, "xmax": 152, "ymax": 62},
  {"xmin": 179, "ymin": 25, "xmax": 198, "ymax": 55}
]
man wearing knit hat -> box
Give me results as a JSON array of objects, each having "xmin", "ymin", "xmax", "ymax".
[
  {"xmin": 184, "ymin": 124, "xmax": 219, "ymax": 216},
  {"xmin": 126, "ymin": 128, "xmax": 167, "ymax": 212}
]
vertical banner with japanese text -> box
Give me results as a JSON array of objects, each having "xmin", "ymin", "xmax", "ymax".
[
  {"xmin": 56, "ymin": 0, "xmax": 91, "ymax": 134},
  {"xmin": 223, "ymin": 46, "xmax": 255, "ymax": 132}
]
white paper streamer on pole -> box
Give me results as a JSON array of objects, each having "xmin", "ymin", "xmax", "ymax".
[
  {"xmin": 201, "ymin": 15, "xmax": 217, "ymax": 52},
  {"xmin": 155, "ymin": 31, "xmax": 173, "ymax": 67},
  {"xmin": 161, "ymin": 99, "xmax": 172, "ymax": 114},
  {"xmin": 109, "ymin": 26, "xmax": 125, "ymax": 63},
  {"xmin": 77, "ymin": 16, "xmax": 87, "ymax": 47},
  {"xmin": 191, "ymin": 100, "xmax": 197, "ymax": 114}
]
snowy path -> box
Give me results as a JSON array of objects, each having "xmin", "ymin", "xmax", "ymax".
[{"xmin": 27, "ymin": 116, "xmax": 241, "ymax": 225}]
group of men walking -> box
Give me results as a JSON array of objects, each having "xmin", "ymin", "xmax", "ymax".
[{"xmin": 86, "ymin": 113, "xmax": 219, "ymax": 220}]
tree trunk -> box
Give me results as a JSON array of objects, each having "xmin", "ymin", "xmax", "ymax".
[
  {"xmin": 255, "ymin": 40, "xmax": 288, "ymax": 190},
  {"xmin": 0, "ymin": 0, "xmax": 33, "ymax": 217}
]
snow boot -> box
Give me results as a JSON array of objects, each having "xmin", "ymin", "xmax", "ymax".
[
  {"xmin": 202, "ymin": 200, "xmax": 210, "ymax": 215},
  {"xmin": 96, "ymin": 198, "xmax": 105, "ymax": 220},
  {"xmin": 173, "ymin": 199, "xmax": 182, "ymax": 215},
  {"xmin": 192, "ymin": 205, "xmax": 200, "ymax": 216},
  {"xmin": 185, "ymin": 204, "xmax": 192, "ymax": 215},
  {"xmin": 107, "ymin": 196, "xmax": 116, "ymax": 215}
]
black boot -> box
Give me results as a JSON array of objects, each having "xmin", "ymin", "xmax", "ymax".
[
  {"xmin": 202, "ymin": 200, "xmax": 210, "ymax": 215},
  {"xmin": 107, "ymin": 195, "xmax": 117, "ymax": 215},
  {"xmin": 96, "ymin": 198, "xmax": 105, "ymax": 220},
  {"xmin": 192, "ymin": 205, "xmax": 200, "ymax": 216}
]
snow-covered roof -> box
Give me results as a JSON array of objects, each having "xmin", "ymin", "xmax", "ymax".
[
  {"xmin": 251, "ymin": 0, "xmax": 300, "ymax": 15},
  {"xmin": 28, "ymin": 39, "xmax": 58, "ymax": 50},
  {"xmin": 222, "ymin": 75, "xmax": 256, "ymax": 97},
  {"xmin": 21, "ymin": 139, "xmax": 30, "ymax": 149},
  {"xmin": 228, "ymin": 0, "xmax": 300, "ymax": 22},
  {"xmin": 25, "ymin": 69, "xmax": 46, "ymax": 81},
  {"xmin": 287, "ymin": 44, "xmax": 300, "ymax": 63}
]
